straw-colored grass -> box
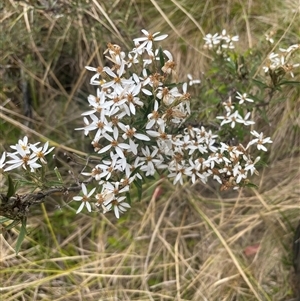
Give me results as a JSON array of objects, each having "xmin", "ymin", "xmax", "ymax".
[
  {"xmin": 1, "ymin": 157, "xmax": 299, "ymax": 300},
  {"xmin": 0, "ymin": 0, "xmax": 299, "ymax": 300}
]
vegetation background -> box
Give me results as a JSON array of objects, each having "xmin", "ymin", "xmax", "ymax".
[{"xmin": 0, "ymin": 0, "xmax": 299, "ymax": 300}]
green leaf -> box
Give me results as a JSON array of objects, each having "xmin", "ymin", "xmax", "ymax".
[
  {"xmin": 246, "ymin": 182, "xmax": 258, "ymax": 189},
  {"xmin": 278, "ymin": 80, "xmax": 300, "ymax": 86},
  {"xmin": 158, "ymin": 47, "xmax": 165, "ymax": 69},
  {"xmin": 252, "ymin": 78, "xmax": 269, "ymax": 89},
  {"xmin": 15, "ymin": 217, "xmax": 27, "ymax": 255},
  {"xmin": 133, "ymin": 178, "xmax": 143, "ymax": 202},
  {"xmin": 5, "ymin": 219, "xmax": 21, "ymax": 230},
  {"xmin": 0, "ymin": 216, "xmax": 12, "ymax": 224},
  {"xmin": 6, "ymin": 174, "xmax": 15, "ymax": 199},
  {"xmin": 126, "ymin": 191, "xmax": 131, "ymax": 205}
]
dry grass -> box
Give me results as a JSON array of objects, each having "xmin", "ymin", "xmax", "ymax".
[
  {"xmin": 1, "ymin": 157, "xmax": 299, "ymax": 300},
  {"xmin": 0, "ymin": 0, "xmax": 299, "ymax": 300}
]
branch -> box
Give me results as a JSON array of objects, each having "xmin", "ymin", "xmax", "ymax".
[{"xmin": 0, "ymin": 184, "xmax": 82, "ymax": 221}]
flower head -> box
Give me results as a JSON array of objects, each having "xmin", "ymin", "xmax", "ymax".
[
  {"xmin": 30, "ymin": 141, "xmax": 55, "ymax": 165},
  {"xmin": 236, "ymin": 92, "xmax": 254, "ymax": 104},
  {"xmin": 103, "ymin": 196, "xmax": 131, "ymax": 219},
  {"xmin": 247, "ymin": 131, "xmax": 273, "ymax": 151},
  {"xmin": 5, "ymin": 144, "xmax": 40, "ymax": 172},
  {"xmin": 133, "ymin": 29, "xmax": 168, "ymax": 52},
  {"xmin": 73, "ymin": 183, "xmax": 96, "ymax": 214}
]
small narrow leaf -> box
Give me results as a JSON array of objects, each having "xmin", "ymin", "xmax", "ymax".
[
  {"xmin": 15, "ymin": 217, "xmax": 27, "ymax": 255},
  {"xmin": 6, "ymin": 174, "xmax": 15, "ymax": 199},
  {"xmin": 5, "ymin": 219, "xmax": 20, "ymax": 230},
  {"xmin": 252, "ymin": 79, "xmax": 269, "ymax": 89},
  {"xmin": 0, "ymin": 216, "xmax": 12, "ymax": 224},
  {"xmin": 278, "ymin": 80, "xmax": 300, "ymax": 86},
  {"xmin": 245, "ymin": 182, "xmax": 258, "ymax": 188},
  {"xmin": 133, "ymin": 178, "xmax": 143, "ymax": 202},
  {"xmin": 158, "ymin": 47, "xmax": 165, "ymax": 69},
  {"xmin": 126, "ymin": 191, "xmax": 131, "ymax": 205}
]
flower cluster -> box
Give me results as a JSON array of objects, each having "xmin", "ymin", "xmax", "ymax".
[
  {"xmin": 0, "ymin": 136, "xmax": 54, "ymax": 172},
  {"xmin": 0, "ymin": 29, "xmax": 275, "ymax": 220},
  {"xmin": 203, "ymin": 29, "xmax": 239, "ymax": 53},
  {"xmin": 75, "ymin": 30, "xmax": 193, "ymax": 217},
  {"xmin": 72, "ymin": 29, "xmax": 272, "ymax": 218},
  {"xmin": 263, "ymin": 44, "xmax": 300, "ymax": 78}
]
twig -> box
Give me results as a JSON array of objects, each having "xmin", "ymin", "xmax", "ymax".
[{"xmin": 0, "ymin": 184, "xmax": 82, "ymax": 221}]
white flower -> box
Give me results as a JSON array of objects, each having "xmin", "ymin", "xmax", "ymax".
[
  {"xmin": 77, "ymin": 113, "xmax": 113, "ymax": 139},
  {"xmin": 187, "ymin": 74, "xmax": 201, "ymax": 86},
  {"xmin": 81, "ymin": 89, "xmax": 113, "ymax": 116},
  {"xmin": 103, "ymin": 43, "xmax": 126, "ymax": 66},
  {"xmin": 106, "ymin": 89, "xmax": 128, "ymax": 114},
  {"xmin": 120, "ymin": 125, "xmax": 150, "ymax": 142},
  {"xmin": 172, "ymin": 133, "xmax": 192, "ymax": 152},
  {"xmin": 263, "ymin": 52, "xmax": 280, "ymax": 73},
  {"xmin": 178, "ymin": 83, "xmax": 191, "ymax": 115},
  {"xmin": 131, "ymin": 72, "xmax": 152, "ymax": 96},
  {"xmin": 243, "ymin": 112, "xmax": 255, "ymax": 126},
  {"xmin": 222, "ymin": 97, "xmax": 234, "ymax": 113},
  {"xmin": 95, "ymin": 152, "xmax": 121, "ymax": 180},
  {"xmin": 286, "ymin": 63, "xmax": 300, "ymax": 78},
  {"xmin": 219, "ymin": 29, "xmax": 239, "ymax": 50},
  {"xmin": 184, "ymin": 159, "xmax": 202, "ymax": 184},
  {"xmin": 99, "ymin": 127, "xmax": 130, "ymax": 158},
  {"xmin": 217, "ymin": 110, "xmax": 244, "ymax": 128},
  {"xmin": 119, "ymin": 124, "xmax": 150, "ymax": 155},
  {"xmin": 133, "ymin": 29, "xmax": 168, "ymax": 52},
  {"xmin": 244, "ymin": 156, "xmax": 260, "ymax": 176},
  {"xmin": 104, "ymin": 196, "xmax": 131, "ymax": 219},
  {"xmin": 102, "ymin": 63, "xmax": 134, "ymax": 90},
  {"xmin": 221, "ymin": 29, "xmax": 239, "ymax": 43},
  {"xmin": 10, "ymin": 136, "xmax": 32, "ymax": 154},
  {"xmin": 139, "ymin": 146, "xmax": 162, "ymax": 176},
  {"xmin": 203, "ymin": 33, "xmax": 221, "ymax": 48},
  {"xmin": 156, "ymin": 86, "xmax": 182, "ymax": 106},
  {"xmin": 236, "ymin": 92, "xmax": 254, "ymax": 104},
  {"xmin": 127, "ymin": 52, "xmax": 139, "ymax": 68},
  {"xmin": 85, "ymin": 65, "xmax": 105, "ymax": 84},
  {"xmin": 219, "ymin": 142, "xmax": 230, "ymax": 154},
  {"xmin": 247, "ymin": 131, "xmax": 273, "ymax": 151},
  {"xmin": 142, "ymin": 49, "xmax": 157, "ymax": 67},
  {"xmin": 102, "ymin": 181, "xmax": 129, "ymax": 204},
  {"xmin": 146, "ymin": 122, "xmax": 171, "ymax": 141},
  {"xmin": 81, "ymin": 164, "xmax": 103, "ymax": 181},
  {"xmin": 206, "ymin": 137, "xmax": 218, "ymax": 153},
  {"xmin": 146, "ymin": 100, "xmax": 164, "ymax": 129},
  {"xmin": 121, "ymin": 83, "xmax": 144, "ymax": 115},
  {"xmin": 232, "ymin": 163, "xmax": 247, "ymax": 184},
  {"xmin": 168, "ymin": 163, "xmax": 186, "ymax": 185},
  {"xmin": 73, "ymin": 183, "xmax": 96, "ymax": 214},
  {"xmin": 156, "ymin": 139, "xmax": 173, "ymax": 157},
  {"xmin": 5, "ymin": 144, "xmax": 40, "ymax": 172},
  {"xmin": 217, "ymin": 110, "xmax": 254, "ymax": 128},
  {"xmin": 161, "ymin": 50, "xmax": 176, "ymax": 75},
  {"xmin": 187, "ymin": 136, "xmax": 208, "ymax": 155},
  {"xmin": 30, "ymin": 141, "xmax": 55, "ymax": 164},
  {"xmin": 75, "ymin": 116, "xmax": 92, "ymax": 136},
  {"xmin": 228, "ymin": 145, "xmax": 245, "ymax": 161}
]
